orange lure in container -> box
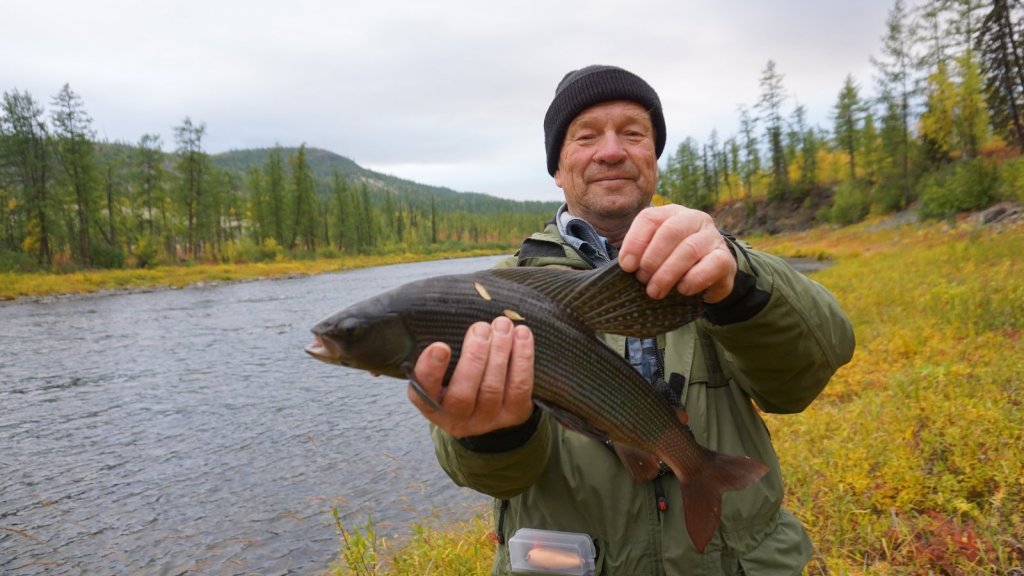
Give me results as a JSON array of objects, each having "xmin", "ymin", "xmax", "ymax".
[{"xmin": 508, "ymin": 528, "xmax": 596, "ymax": 575}]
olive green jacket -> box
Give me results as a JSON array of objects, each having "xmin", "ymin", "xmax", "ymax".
[{"xmin": 431, "ymin": 224, "xmax": 855, "ymax": 575}]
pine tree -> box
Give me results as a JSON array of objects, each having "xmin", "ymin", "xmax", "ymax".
[
  {"xmin": 955, "ymin": 48, "xmax": 991, "ymax": 158},
  {"xmin": 289, "ymin": 144, "xmax": 318, "ymax": 252},
  {"xmin": 920, "ymin": 60, "xmax": 958, "ymax": 163},
  {"xmin": 264, "ymin": 146, "xmax": 287, "ymax": 246},
  {"xmin": 0, "ymin": 90, "xmax": 53, "ymax": 265},
  {"xmin": 174, "ymin": 117, "xmax": 207, "ymax": 259},
  {"xmin": 134, "ymin": 134, "xmax": 164, "ymax": 240},
  {"xmin": 737, "ymin": 105, "xmax": 761, "ymax": 200},
  {"xmin": 873, "ymin": 0, "xmax": 919, "ymax": 207},
  {"xmin": 977, "ymin": 0, "xmax": 1024, "ymax": 152},
  {"xmin": 50, "ymin": 84, "xmax": 98, "ymax": 265},
  {"xmin": 834, "ymin": 75, "xmax": 865, "ymax": 181},
  {"xmin": 757, "ymin": 60, "xmax": 790, "ymax": 200}
]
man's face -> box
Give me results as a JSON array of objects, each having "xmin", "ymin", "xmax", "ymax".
[{"xmin": 554, "ymin": 100, "xmax": 658, "ymax": 226}]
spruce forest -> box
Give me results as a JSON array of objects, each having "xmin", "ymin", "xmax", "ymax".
[
  {"xmin": 658, "ymin": 0, "xmax": 1024, "ymax": 225},
  {"xmin": 4, "ymin": 0, "xmax": 1024, "ymax": 276},
  {"xmin": 0, "ymin": 109, "xmax": 558, "ymax": 272}
]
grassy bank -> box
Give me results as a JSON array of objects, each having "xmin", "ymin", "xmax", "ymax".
[
  {"xmin": 329, "ymin": 216, "xmax": 1024, "ymax": 575},
  {"xmin": 0, "ymin": 248, "xmax": 509, "ymax": 301}
]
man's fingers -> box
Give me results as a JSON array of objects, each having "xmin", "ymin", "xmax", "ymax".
[
  {"xmin": 618, "ymin": 209, "xmax": 660, "ymax": 272},
  {"xmin": 442, "ymin": 322, "xmax": 492, "ymax": 418},
  {"xmin": 504, "ymin": 324, "xmax": 535, "ymax": 419},
  {"xmin": 408, "ymin": 342, "xmax": 450, "ymax": 413},
  {"xmin": 646, "ymin": 226, "xmax": 717, "ymax": 298},
  {"xmin": 677, "ymin": 245, "xmax": 736, "ymax": 303},
  {"xmin": 407, "ymin": 318, "xmax": 536, "ymax": 437},
  {"xmin": 473, "ymin": 317, "xmax": 516, "ymax": 421}
]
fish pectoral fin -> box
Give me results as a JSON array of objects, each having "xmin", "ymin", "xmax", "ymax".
[
  {"xmin": 534, "ymin": 399, "xmax": 610, "ymax": 444},
  {"xmin": 612, "ymin": 444, "xmax": 663, "ymax": 482},
  {"xmin": 404, "ymin": 362, "xmax": 446, "ymax": 414}
]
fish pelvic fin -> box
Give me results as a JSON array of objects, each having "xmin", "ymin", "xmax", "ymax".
[
  {"xmin": 612, "ymin": 444, "xmax": 663, "ymax": 482},
  {"xmin": 674, "ymin": 449, "xmax": 770, "ymax": 553},
  {"xmin": 488, "ymin": 260, "xmax": 703, "ymax": 338}
]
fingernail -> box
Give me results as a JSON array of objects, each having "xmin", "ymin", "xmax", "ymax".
[
  {"xmin": 493, "ymin": 317, "xmax": 511, "ymax": 334},
  {"xmin": 473, "ymin": 323, "xmax": 491, "ymax": 339},
  {"xmin": 620, "ymin": 254, "xmax": 637, "ymax": 271},
  {"xmin": 429, "ymin": 346, "xmax": 447, "ymax": 363},
  {"xmin": 515, "ymin": 326, "xmax": 531, "ymax": 340}
]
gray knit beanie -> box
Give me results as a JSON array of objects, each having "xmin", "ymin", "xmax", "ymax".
[{"xmin": 543, "ymin": 65, "xmax": 666, "ymax": 176}]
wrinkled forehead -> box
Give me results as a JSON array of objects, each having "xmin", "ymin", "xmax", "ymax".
[{"xmin": 565, "ymin": 100, "xmax": 654, "ymax": 132}]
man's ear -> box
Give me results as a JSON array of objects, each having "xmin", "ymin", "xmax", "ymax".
[{"xmin": 553, "ymin": 168, "xmax": 563, "ymax": 189}]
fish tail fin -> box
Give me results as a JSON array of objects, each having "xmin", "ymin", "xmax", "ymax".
[{"xmin": 677, "ymin": 449, "xmax": 770, "ymax": 553}]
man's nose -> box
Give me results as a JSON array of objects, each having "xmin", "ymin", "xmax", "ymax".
[{"xmin": 593, "ymin": 132, "xmax": 627, "ymax": 163}]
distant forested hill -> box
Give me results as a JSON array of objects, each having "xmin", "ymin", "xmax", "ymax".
[{"xmin": 211, "ymin": 146, "xmax": 558, "ymax": 215}]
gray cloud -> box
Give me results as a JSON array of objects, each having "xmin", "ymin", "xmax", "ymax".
[{"xmin": 1, "ymin": 0, "xmax": 902, "ymax": 202}]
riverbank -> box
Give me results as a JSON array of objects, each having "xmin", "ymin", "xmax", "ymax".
[
  {"xmin": 328, "ymin": 215, "xmax": 1024, "ymax": 575},
  {"xmin": 0, "ymin": 248, "xmax": 511, "ymax": 301}
]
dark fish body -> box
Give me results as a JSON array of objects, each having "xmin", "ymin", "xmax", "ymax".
[{"xmin": 306, "ymin": 261, "xmax": 769, "ymax": 552}]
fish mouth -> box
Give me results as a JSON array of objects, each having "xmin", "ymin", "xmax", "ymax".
[{"xmin": 305, "ymin": 334, "xmax": 344, "ymax": 363}]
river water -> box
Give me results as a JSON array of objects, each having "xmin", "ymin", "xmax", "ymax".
[{"xmin": 0, "ymin": 256, "xmax": 503, "ymax": 575}]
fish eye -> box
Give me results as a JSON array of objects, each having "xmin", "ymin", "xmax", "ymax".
[{"xmin": 339, "ymin": 318, "xmax": 364, "ymax": 340}]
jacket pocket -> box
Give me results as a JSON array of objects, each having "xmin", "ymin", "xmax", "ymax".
[{"xmin": 734, "ymin": 510, "xmax": 813, "ymax": 576}]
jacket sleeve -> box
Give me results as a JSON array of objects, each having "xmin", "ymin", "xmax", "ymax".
[
  {"xmin": 430, "ymin": 412, "xmax": 553, "ymax": 499},
  {"xmin": 702, "ymin": 246, "xmax": 855, "ymax": 414}
]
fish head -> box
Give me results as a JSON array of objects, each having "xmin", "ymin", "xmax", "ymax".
[{"xmin": 305, "ymin": 298, "xmax": 413, "ymax": 379}]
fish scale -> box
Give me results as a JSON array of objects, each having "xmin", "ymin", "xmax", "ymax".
[{"xmin": 306, "ymin": 260, "xmax": 769, "ymax": 553}]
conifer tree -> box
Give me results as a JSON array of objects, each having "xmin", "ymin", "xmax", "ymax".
[
  {"xmin": 873, "ymin": 0, "xmax": 918, "ymax": 207},
  {"xmin": 757, "ymin": 60, "xmax": 790, "ymax": 200},
  {"xmin": 737, "ymin": 105, "xmax": 760, "ymax": 199},
  {"xmin": 134, "ymin": 134, "xmax": 164, "ymax": 240},
  {"xmin": 264, "ymin": 146, "xmax": 287, "ymax": 246},
  {"xmin": 0, "ymin": 90, "xmax": 53, "ymax": 265},
  {"xmin": 174, "ymin": 117, "xmax": 207, "ymax": 259},
  {"xmin": 289, "ymin": 144, "xmax": 318, "ymax": 252},
  {"xmin": 955, "ymin": 48, "xmax": 991, "ymax": 158},
  {"xmin": 920, "ymin": 60, "xmax": 958, "ymax": 163},
  {"xmin": 834, "ymin": 75, "xmax": 865, "ymax": 180},
  {"xmin": 977, "ymin": 0, "xmax": 1024, "ymax": 152},
  {"xmin": 50, "ymin": 84, "xmax": 98, "ymax": 265}
]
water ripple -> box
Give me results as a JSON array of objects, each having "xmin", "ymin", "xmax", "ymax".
[{"xmin": 0, "ymin": 256, "xmax": 500, "ymax": 574}]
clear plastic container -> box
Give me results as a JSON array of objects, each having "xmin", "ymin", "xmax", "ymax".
[{"xmin": 508, "ymin": 528, "xmax": 596, "ymax": 575}]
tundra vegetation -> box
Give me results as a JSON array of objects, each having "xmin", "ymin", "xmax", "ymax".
[{"xmin": 330, "ymin": 214, "xmax": 1024, "ymax": 576}]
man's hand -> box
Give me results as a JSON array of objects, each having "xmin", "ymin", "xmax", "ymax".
[
  {"xmin": 618, "ymin": 204, "xmax": 736, "ymax": 303},
  {"xmin": 407, "ymin": 316, "xmax": 535, "ymax": 438}
]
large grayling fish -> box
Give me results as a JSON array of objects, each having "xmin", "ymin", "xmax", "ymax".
[{"xmin": 305, "ymin": 260, "xmax": 769, "ymax": 552}]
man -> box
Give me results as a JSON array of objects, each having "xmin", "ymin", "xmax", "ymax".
[{"xmin": 408, "ymin": 65, "xmax": 855, "ymax": 575}]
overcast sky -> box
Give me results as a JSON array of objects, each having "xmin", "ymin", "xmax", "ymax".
[{"xmin": 2, "ymin": 0, "xmax": 905, "ymax": 202}]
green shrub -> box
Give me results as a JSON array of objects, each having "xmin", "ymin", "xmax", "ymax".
[
  {"xmin": 224, "ymin": 238, "xmax": 285, "ymax": 263},
  {"xmin": 131, "ymin": 235, "xmax": 160, "ymax": 269},
  {"xmin": 89, "ymin": 242, "xmax": 126, "ymax": 269},
  {"xmin": 830, "ymin": 180, "xmax": 871, "ymax": 225},
  {"xmin": 872, "ymin": 177, "xmax": 911, "ymax": 213},
  {"xmin": 996, "ymin": 156, "xmax": 1024, "ymax": 203},
  {"xmin": 917, "ymin": 158, "xmax": 999, "ymax": 220},
  {"xmin": 0, "ymin": 249, "xmax": 40, "ymax": 273}
]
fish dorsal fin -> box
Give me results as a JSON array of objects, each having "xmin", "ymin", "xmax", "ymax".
[{"xmin": 488, "ymin": 260, "xmax": 704, "ymax": 338}]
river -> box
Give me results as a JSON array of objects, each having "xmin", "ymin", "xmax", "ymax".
[{"xmin": 0, "ymin": 256, "xmax": 503, "ymax": 575}]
